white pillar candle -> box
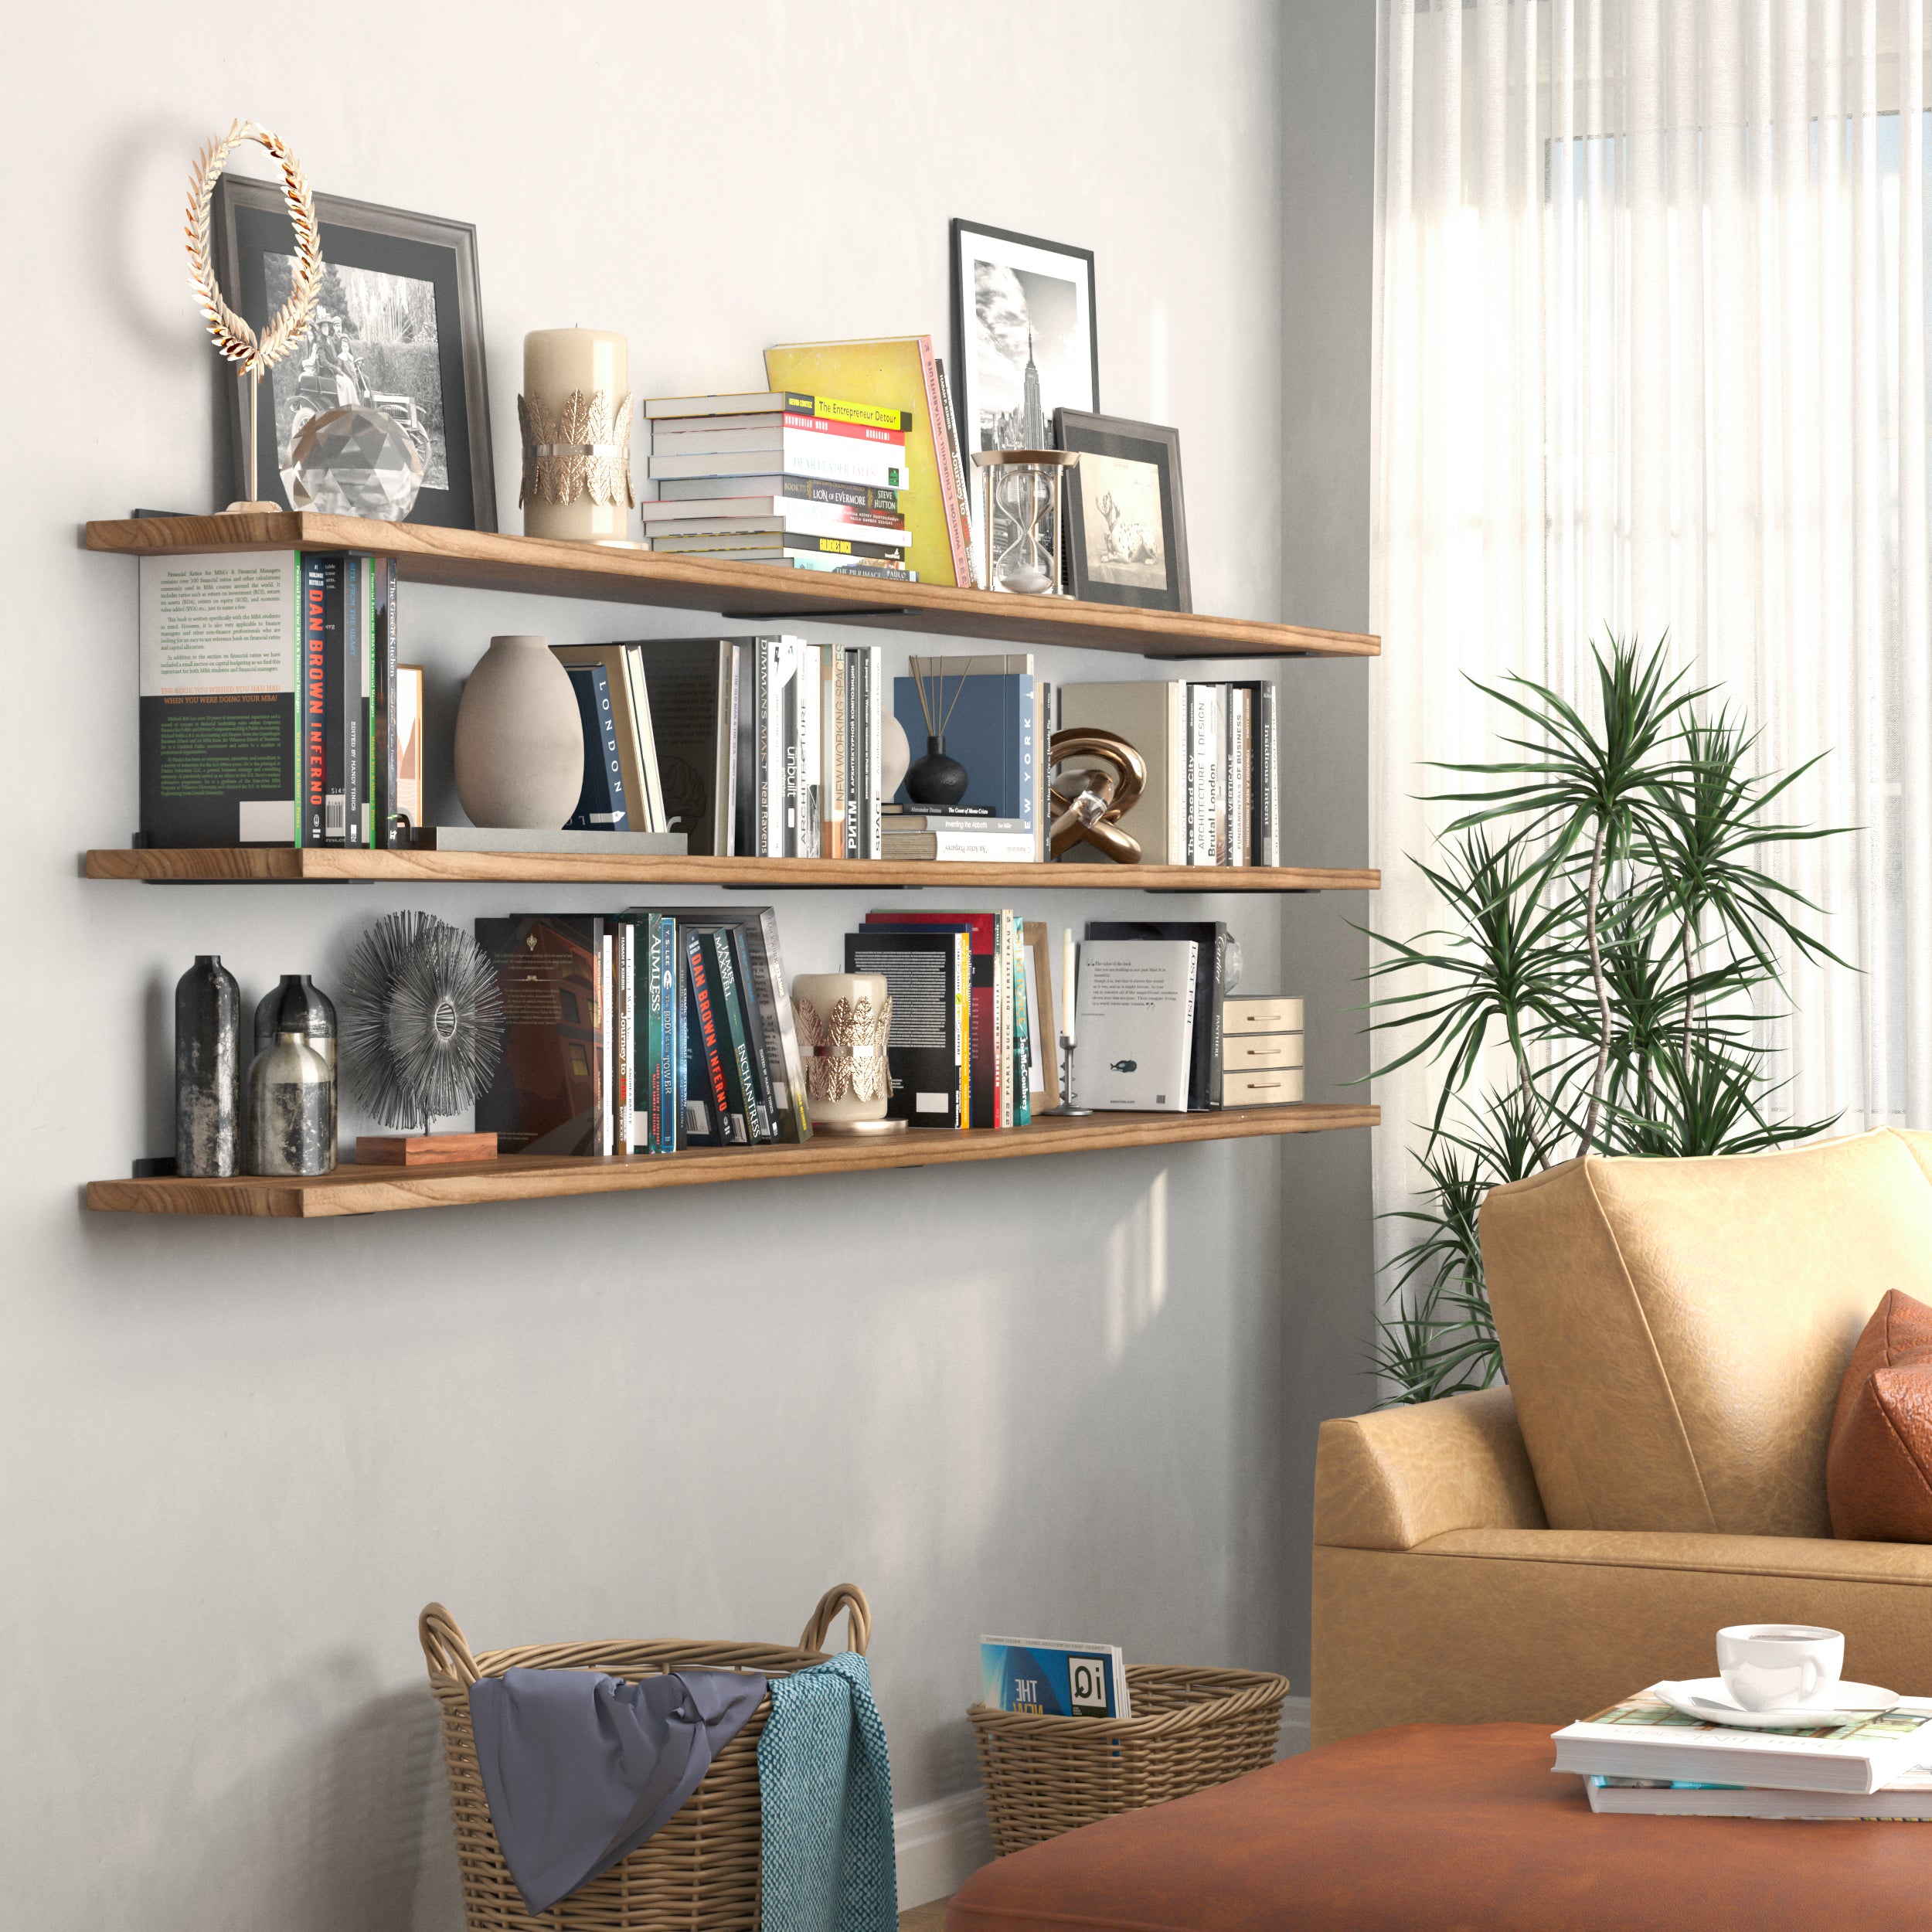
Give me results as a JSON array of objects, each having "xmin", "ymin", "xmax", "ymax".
[
  {"xmin": 521, "ymin": 328, "xmax": 633, "ymax": 543},
  {"xmin": 1063, "ymin": 927, "xmax": 1077, "ymax": 1045}
]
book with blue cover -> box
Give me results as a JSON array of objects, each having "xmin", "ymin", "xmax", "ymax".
[
  {"xmin": 564, "ymin": 662, "xmax": 631, "ymax": 831},
  {"xmin": 981, "ymin": 1637, "xmax": 1132, "ymax": 1719},
  {"xmin": 892, "ymin": 665, "xmax": 1038, "ymax": 846}
]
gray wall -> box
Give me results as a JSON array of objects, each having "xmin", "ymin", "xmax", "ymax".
[
  {"xmin": 0, "ymin": 2, "xmax": 1375, "ymax": 1923},
  {"xmin": 1277, "ymin": 0, "xmax": 1380, "ymax": 1685}
]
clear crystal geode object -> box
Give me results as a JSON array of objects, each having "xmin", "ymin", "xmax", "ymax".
[{"xmin": 284, "ymin": 405, "xmax": 425, "ymax": 519}]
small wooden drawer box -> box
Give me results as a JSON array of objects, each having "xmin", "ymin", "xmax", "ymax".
[
  {"xmin": 1224, "ymin": 996, "xmax": 1304, "ymax": 1035},
  {"xmin": 1226, "ymin": 1068, "xmax": 1304, "ymax": 1107},
  {"xmin": 1226, "ymin": 1032, "xmax": 1304, "ymax": 1071}
]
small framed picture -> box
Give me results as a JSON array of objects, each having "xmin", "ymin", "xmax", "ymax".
[
  {"xmin": 210, "ymin": 181, "xmax": 498, "ymax": 530},
  {"xmin": 1054, "ymin": 410, "xmax": 1192, "ymax": 614},
  {"xmin": 949, "ymin": 219, "xmax": 1098, "ymax": 457}
]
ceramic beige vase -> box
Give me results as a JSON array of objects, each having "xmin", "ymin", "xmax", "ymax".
[{"xmin": 452, "ymin": 634, "xmax": 583, "ymax": 829}]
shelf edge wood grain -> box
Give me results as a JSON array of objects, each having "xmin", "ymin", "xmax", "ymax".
[
  {"xmin": 85, "ymin": 1104, "xmax": 1380, "ymax": 1218},
  {"xmin": 83, "ymin": 848, "xmax": 1379, "ymax": 891},
  {"xmin": 84, "ymin": 514, "xmax": 1379, "ymax": 661}
]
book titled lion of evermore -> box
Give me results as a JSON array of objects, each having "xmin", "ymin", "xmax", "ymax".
[{"xmin": 1553, "ymin": 1689, "xmax": 1932, "ymax": 1795}]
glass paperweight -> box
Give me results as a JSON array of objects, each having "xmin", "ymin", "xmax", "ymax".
[
  {"xmin": 284, "ymin": 405, "xmax": 425, "ymax": 519},
  {"xmin": 971, "ymin": 449, "xmax": 1078, "ymax": 596}
]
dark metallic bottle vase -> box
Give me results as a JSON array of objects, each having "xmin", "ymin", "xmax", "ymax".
[
  {"xmin": 175, "ymin": 955, "xmax": 240, "ymax": 1178},
  {"xmin": 903, "ymin": 733, "xmax": 969, "ymax": 807},
  {"xmin": 253, "ymin": 975, "xmax": 338, "ymax": 1158}
]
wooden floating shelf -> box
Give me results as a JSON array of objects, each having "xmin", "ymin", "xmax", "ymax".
[
  {"xmin": 84, "ymin": 513, "xmax": 1380, "ymax": 662},
  {"xmin": 84, "ymin": 848, "xmax": 1380, "ymax": 892},
  {"xmin": 85, "ymin": 1104, "xmax": 1379, "ymax": 1219}
]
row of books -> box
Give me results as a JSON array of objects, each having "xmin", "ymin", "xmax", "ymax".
[
  {"xmin": 1057, "ymin": 679, "xmax": 1282, "ymax": 868},
  {"xmin": 474, "ymin": 908, "xmax": 810, "ymax": 1156},
  {"xmin": 1554, "ymin": 1687, "xmax": 1932, "ymax": 1818},
  {"xmin": 138, "ymin": 549, "xmax": 403, "ymax": 850}
]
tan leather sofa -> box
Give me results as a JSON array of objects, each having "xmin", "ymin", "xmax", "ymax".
[{"xmin": 1311, "ymin": 1128, "xmax": 1932, "ymax": 1745}]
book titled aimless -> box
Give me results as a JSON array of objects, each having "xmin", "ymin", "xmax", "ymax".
[
  {"xmin": 1553, "ymin": 1691, "xmax": 1932, "ymax": 1795},
  {"xmin": 981, "ymin": 1638, "xmax": 1132, "ymax": 1719}
]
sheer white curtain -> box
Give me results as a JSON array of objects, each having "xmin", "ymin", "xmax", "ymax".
[{"xmin": 1372, "ymin": 0, "xmax": 1932, "ymax": 1245}]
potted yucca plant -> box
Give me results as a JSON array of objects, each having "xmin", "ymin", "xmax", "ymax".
[{"xmin": 1364, "ymin": 638, "xmax": 1845, "ymax": 1403}]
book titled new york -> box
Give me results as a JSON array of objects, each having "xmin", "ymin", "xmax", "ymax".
[
  {"xmin": 138, "ymin": 551, "xmax": 301, "ymax": 848},
  {"xmin": 980, "ymin": 1638, "xmax": 1132, "ymax": 1719},
  {"xmin": 474, "ymin": 915, "xmax": 607, "ymax": 1155},
  {"xmin": 892, "ymin": 666, "xmax": 1038, "ymax": 845}
]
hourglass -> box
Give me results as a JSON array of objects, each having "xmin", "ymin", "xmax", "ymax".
[{"xmin": 970, "ymin": 449, "xmax": 1079, "ymax": 595}]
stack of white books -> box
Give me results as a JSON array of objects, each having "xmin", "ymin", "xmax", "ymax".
[
  {"xmin": 640, "ymin": 390, "xmax": 916, "ymax": 582},
  {"xmin": 1554, "ymin": 1688, "xmax": 1932, "ymax": 1819}
]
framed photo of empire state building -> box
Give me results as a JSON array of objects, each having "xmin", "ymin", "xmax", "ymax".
[{"xmin": 948, "ymin": 219, "xmax": 1099, "ymax": 461}]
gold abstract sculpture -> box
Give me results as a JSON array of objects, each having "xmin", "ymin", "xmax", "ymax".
[
  {"xmin": 518, "ymin": 390, "xmax": 636, "ymax": 509},
  {"xmin": 185, "ymin": 121, "xmax": 323, "ymax": 511},
  {"xmin": 1049, "ymin": 727, "xmax": 1150, "ymax": 864}
]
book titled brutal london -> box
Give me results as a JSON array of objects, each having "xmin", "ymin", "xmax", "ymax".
[{"xmin": 138, "ymin": 552, "xmax": 301, "ymax": 847}]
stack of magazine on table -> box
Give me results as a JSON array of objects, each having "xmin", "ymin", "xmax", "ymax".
[
  {"xmin": 1553, "ymin": 1689, "xmax": 1932, "ymax": 1818},
  {"xmin": 640, "ymin": 389, "xmax": 917, "ymax": 581}
]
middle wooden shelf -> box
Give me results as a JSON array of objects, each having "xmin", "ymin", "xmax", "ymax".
[{"xmin": 85, "ymin": 849, "xmax": 1382, "ymax": 892}]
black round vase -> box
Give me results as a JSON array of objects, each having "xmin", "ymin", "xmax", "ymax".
[
  {"xmin": 175, "ymin": 954, "xmax": 240, "ymax": 1178},
  {"xmin": 903, "ymin": 734, "xmax": 969, "ymax": 807}
]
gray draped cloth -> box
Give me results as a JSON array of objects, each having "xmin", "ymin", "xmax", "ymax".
[{"xmin": 469, "ymin": 1665, "xmax": 768, "ymax": 1915}]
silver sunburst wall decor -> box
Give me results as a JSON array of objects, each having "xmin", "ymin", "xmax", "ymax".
[{"xmin": 341, "ymin": 913, "xmax": 504, "ymax": 1134}]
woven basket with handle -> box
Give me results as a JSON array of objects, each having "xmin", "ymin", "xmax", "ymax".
[
  {"xmin": 968, "ymin": 1663, "xmax": 1290, "ymax": 1856},
  {"xmin": 420, "ymin": 1583, "xmax": 871, "ymax": 1931}
]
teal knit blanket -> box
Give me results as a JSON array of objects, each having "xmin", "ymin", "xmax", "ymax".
[{"xmin": 757, "ymin": 1651, "xmax": 898, "ymax": 1932}]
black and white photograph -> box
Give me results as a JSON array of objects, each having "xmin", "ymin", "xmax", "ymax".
[
  {"xmin": 265, "ymin": 257, "xmax": 450, "ymax": 491},
  {"xmin": 1055, "ymin": 410, "xmax": 1192, "ymax": 613},
  {"xmin": 949, "ymin": 219, "xmax": 1098, "ymax": 459},
  {"xmin": 213, "ymin": 182, "xmax": 497, "ymax": 530}
]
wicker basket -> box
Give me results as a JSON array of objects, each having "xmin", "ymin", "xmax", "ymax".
[
  {"xmin": 420, "ymin": 1583, "xmax": 871, "ymax": 1931},
  {"xmin": 968, "ymin": 1664, "xmax": 1290, "ymax": 1856}
]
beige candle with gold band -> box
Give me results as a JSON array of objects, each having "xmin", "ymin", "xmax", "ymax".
[{"xmin": 519, "ymin": 328, "xmax": 634, "ymax": 543}]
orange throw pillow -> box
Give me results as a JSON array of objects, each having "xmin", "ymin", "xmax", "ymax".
[{"xmin": 1828, "ymin": 1288, "xmax": 1932, "ymax": 1541}]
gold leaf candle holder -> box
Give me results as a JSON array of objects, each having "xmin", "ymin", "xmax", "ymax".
[
  {"xmin": 791, "ymin": 973, "xmax": 902, "ymax": 1135},
  {"xmin": 520, "ymin": 328, "xmax": 634, "ymax": 543}
]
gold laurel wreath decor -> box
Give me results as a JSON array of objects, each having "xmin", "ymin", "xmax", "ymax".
[{"xmin": 184, "ymin": 120, "xmax": 323, "ymax": 509}]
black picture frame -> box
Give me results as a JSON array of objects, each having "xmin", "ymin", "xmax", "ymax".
[
  {"xmin": 211, "ymin": 180, "xmax": 497, "ymax": 531},
  {"xmin": 1055, "ymin": 410, "xmax": 1192, "ymax": 614},
  {"xmin": 948, "ymin": 219, "xmax": 1098, "ymax": 461}
]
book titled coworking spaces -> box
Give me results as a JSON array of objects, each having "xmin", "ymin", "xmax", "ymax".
[{"xmin": 981, "ymin": 1637, "xmax": 1131, "ymax": 1719}]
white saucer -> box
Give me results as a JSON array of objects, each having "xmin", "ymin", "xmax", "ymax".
[{"xmin": 1656, "ymin": 1677, "xmax": 1900, "ymax": 1730}]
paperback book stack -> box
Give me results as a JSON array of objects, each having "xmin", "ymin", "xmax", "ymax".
[
  {"xmin": 845, "ymin": 910, "xmax": 1038, "ymax": 1130},
  {"xmin": 1056, "ymin": 679, "xmax": 1282, "ymax": 868},
  {"xmin": 138, "ymin": 549, "xmax": 404, "ymax": 850},
  {"xmin": 1553, "ymin": 1689, "xmax": 1932, "ymax": 1819},
  {"xmin": 474, "ymin": 907, "xmax": 811, "ymax": 1158},
  {"xmin": 640, "ymin": 390, "xmax": 917, "ymax": 581}
]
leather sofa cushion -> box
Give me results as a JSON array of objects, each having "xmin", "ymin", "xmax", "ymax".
[
  {"xmin": 1480, "ymin": 1130, "xmax": 1932, "ymax": 1538},
  {"xmin": 945, "ymin": 1723, "xmax": 1932, "ymax": 1931},
  {"xmin": 1828, "ymin": 1287, "xmax": 1932, "ymax": 1540}
]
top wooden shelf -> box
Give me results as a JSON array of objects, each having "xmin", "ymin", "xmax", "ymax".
[{"xmin": 85, "ymin": 514, "xmax": 1380, "ymax": 662}]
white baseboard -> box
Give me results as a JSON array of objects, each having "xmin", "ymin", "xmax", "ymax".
[
  {"xmin": 894, "ymin": 1698, "xmax": 1312, "ymax": 1906},
  {"xmin": 896, "ymin": 1787, "xmax": 995, "ymax": 1909},
  {"xmin": 1279, "ymin": 1693, "xmax": 1311, "ymax": 1757}
]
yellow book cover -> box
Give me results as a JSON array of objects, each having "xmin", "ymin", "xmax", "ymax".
[{"xmin": 763, "ymin": 335, "xmax": 968, "ymax": 587}]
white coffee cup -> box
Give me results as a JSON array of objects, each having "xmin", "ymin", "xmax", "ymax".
[{"xmin": 1716, "ymin": 1624, "xmax": 1845, "ymax": 1710}]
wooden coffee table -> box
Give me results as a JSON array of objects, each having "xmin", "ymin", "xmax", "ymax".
[{"xmin": 945, "ymin": 1723, "xmax": 1930, "ymax": 1930}]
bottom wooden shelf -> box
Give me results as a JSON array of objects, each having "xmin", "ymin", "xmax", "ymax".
[{"xmin": 85, "ymin": 1103, "xmax": 1378, "ymax": 1219}]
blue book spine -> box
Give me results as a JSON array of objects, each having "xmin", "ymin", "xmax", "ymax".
[{"xmin": 564, "ymin": 664, "xmax": 630, "ymax": 830}]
